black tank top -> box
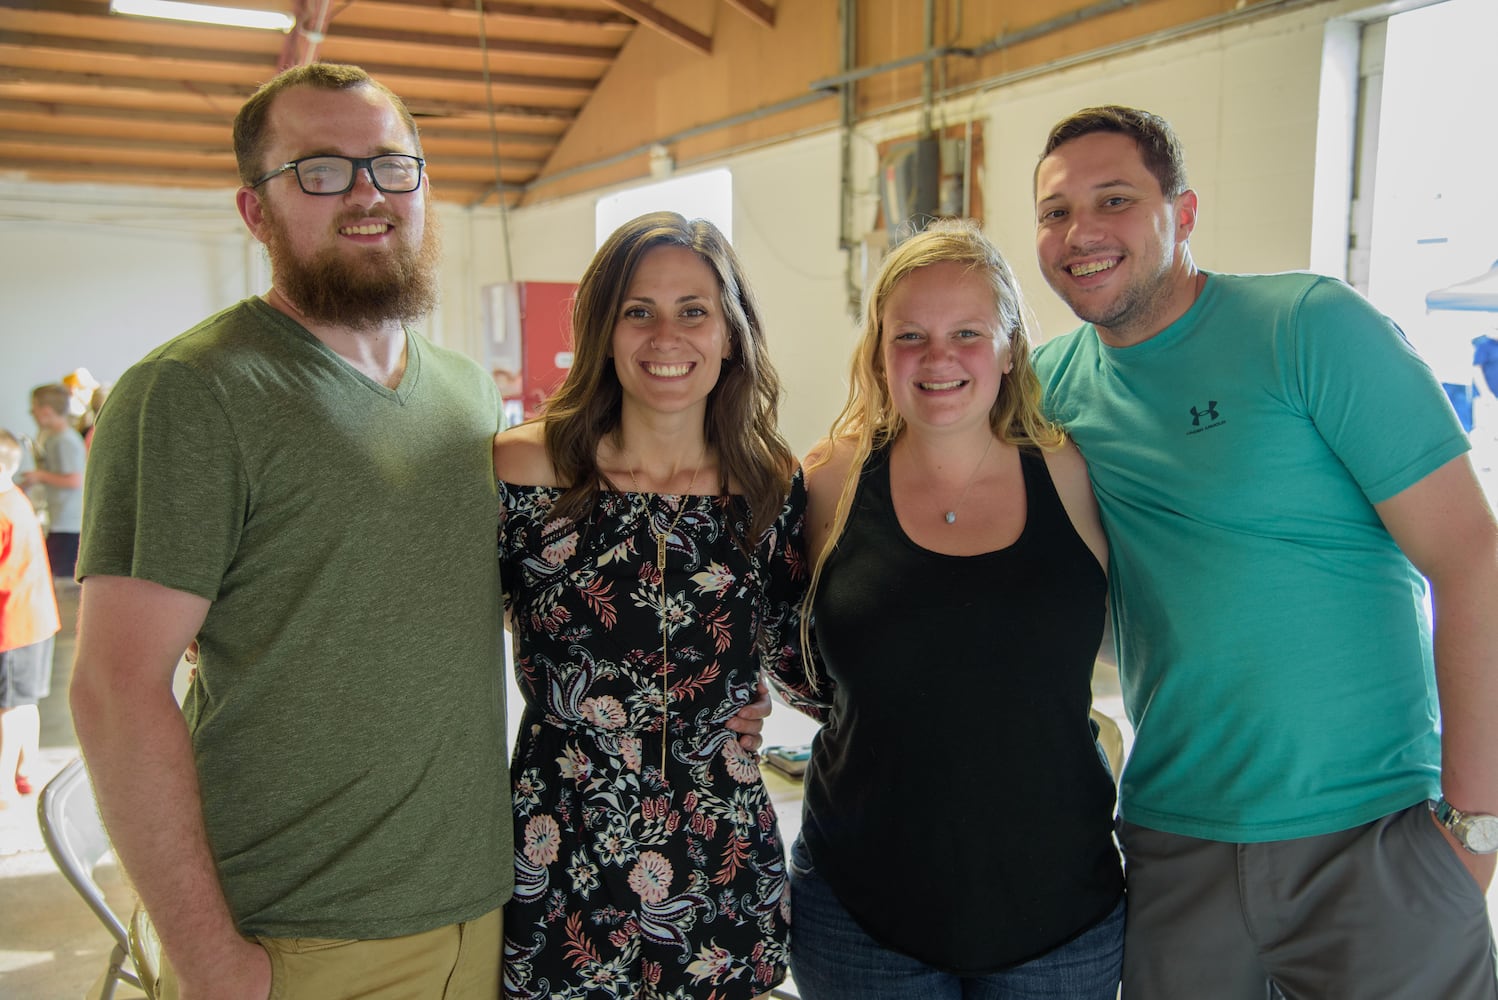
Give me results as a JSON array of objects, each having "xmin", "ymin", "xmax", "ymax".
[{"xmin": 802, "ymin": 444, "xmax": 1123, "ymax": 972}]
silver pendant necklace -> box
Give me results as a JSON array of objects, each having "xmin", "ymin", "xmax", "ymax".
[{"xmin": 943, "ymin": 435, "xmax": 994, "ymax": 524}]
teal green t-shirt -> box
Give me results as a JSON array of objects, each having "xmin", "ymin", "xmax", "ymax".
[
  {"xmin": 79, "ymin": 299, "xmax": 513, "ymax": 937},
  {"xmin": 1035, "ymin": 272, "xmax": 1469, "ymax": 842}
]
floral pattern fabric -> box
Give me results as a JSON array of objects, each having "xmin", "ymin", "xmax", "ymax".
[{"xmin": 500, "ymin": 473, "xmax": 807, "ymax": 1000}]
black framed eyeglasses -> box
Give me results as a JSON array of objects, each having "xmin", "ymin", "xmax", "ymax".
[{"xmin": 251, "ymin": 154, "xmax": 425, "ymax": 195}]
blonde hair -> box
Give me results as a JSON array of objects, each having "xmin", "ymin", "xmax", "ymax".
[
  {"xmin": 800, "ymin": 219, "xmax": 1062, "ymax": 685},
  {"xmin": 0, "ymin": 429, "xmax": 20, "ymax": 477}
]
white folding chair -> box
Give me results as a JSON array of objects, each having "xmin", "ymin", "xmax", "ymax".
[{"xmin": 38, "ymin": 757, "xmax": 146, "ymax": 1000}]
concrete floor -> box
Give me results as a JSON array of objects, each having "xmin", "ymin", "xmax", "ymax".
[{"xmin": 0, "ymin": 582, "xmax": 145, "ymax": 1000}]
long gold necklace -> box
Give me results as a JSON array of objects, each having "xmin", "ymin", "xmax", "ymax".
[{"xmin": 628, "ymin": 455, "xmax": 704, "ymax": 778}]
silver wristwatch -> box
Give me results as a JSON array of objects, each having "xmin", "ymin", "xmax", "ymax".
[{"xmin": 1432, "ymin": 797, "xmax": 1498, "ymax": 854}]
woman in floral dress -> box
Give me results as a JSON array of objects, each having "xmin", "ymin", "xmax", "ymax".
[{"xmin": 495, "ymin": 212, "xmax": 805, "ymax": 1000}]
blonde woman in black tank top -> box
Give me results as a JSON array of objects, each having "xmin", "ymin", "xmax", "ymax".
[{"xmin": 769, "ymin": 219, "xmax": 1125, "ymax": 999}]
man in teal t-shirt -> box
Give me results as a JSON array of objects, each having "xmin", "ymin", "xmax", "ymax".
[
  {"xmin": 1032, "ymin": 106, "xmax": 1498, "ymax": 998},
  {"xmin": 70, "ymin": 64, "xmax": 512, "ymax": 1000}
]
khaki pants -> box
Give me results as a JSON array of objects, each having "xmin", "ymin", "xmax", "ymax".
[{"xmin": 150, "ymin": 907, "xmax": 502, "ymax": 1000}]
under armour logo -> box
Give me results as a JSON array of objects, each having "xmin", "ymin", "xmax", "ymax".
[{"xmin": 1190, "ymin": 401, "xmax": 1219, "ymax": 426}]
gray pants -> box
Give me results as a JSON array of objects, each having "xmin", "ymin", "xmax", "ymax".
[{"xmin": 1120, "ymin": 803, "xmax": 1498, "ymax": 999}]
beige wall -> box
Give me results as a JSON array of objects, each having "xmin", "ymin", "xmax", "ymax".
[
  {"xmin": 0, "ymin": 0, "xmax": 1382, "ymax": 449},
  {"xmin": 468, "ymin": 0, "xmax": 1371, "ymax": 451}
]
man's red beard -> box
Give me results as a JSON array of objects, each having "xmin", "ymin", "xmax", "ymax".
[{"xmin": 262, "ymin": 199, "xmax": 442, "ymax": 329}]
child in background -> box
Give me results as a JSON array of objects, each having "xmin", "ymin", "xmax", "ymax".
[
  {"xmin": 0, "ymin": 428, "xmax": 61, "ymax": 809},
  {"xmin": 19, "ymin": 384, "xmax": 86, "ymax": 578}
]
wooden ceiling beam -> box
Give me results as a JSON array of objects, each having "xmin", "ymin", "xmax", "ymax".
[
  {"xmin": 2, "ymin": 32, "xmax": 283, "ymax": 69},
  {"xmin": 0, "ymin": 42, "xmax": 597, "ymax": 96},
  {"xmin": 600, "ymin": 0, "xmax": 709, "ymax": 55},
  {"xmin": 0, "ymin": 113, "xmax": 226, "ymax": 143},
  {"xmin": 414, "ymin": 119, "xmax": 558, "ymax": 145},
  {"xmin": 0, "ymin": 66, "xmax": 256, "ymax": 103},
  {"xmin": 325, "ymin": 61, "xmax": 595, "ymax": 94},
  {"xmin": 393, "ymin": 97, "xmax": 577, "ymax": 122},
  {"xmin": 0, "ymin": 140, "xmax": 238, "ymax": 171},
  {"xmin": 0, "ymin": 74, "xmax": 581, "ymax": 128},
  {"xmin": 0, "ymin": 144, "xmax": 541, "ymax": 182},
  {"xmin": 0, "ymin": 3, "xmax": 278, "ymax": 51},
  {"xmin": 0, "ymin": 4, "xmax": 619, "ymax": 70},
  {"xmin": 324, "ymin": 21, "xmax": 616, "ymax": 61},
  {"xmin": 1, "ymin": 25, "xmax": 608, "ymax": 76},
  {"xmin": 0, "ymin": 98, "xmax": 232, "ymax": 128},
  {"xmin": 0, "ymin": 110, "xmax": 555, "ymax": 167},
  {"xmin": 352, "ymin": 0, "xmax": 635, "ymax": 31},
  {"xmin": 724, "ymin": 0, "xmax": 774, "ymax": 29}
]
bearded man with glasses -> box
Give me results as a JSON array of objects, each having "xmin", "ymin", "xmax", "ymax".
[{"xmin": 69, "ymin": 64, "xmax": 512, "ymax": 1000}]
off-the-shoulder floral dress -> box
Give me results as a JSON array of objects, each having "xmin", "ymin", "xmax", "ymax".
[{"xmin": 500, "ymin": 473, "xmax": 806, "ymax": 1000}]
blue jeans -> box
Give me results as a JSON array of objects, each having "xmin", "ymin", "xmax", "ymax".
[{"xmin": 788, "ymin": 836, "xmax": 1123, "ymax": 1000}]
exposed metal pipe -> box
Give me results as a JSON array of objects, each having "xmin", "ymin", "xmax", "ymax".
[
  {"xmin": 810, "ymin": 46, "xmax": 964, "ymax": 92},
  {"xmin": 514, "ymin": 0, "xmax": 1309, "ymax": 206},
  {"xmin": 473, "ymin": 0, "xmax": 514, "ymax": 279},
  {"xmin": 921, "ymin": 0, "xmax": 935, "ymax": 136},
  {"xmin": 838, "ymin": 0, "xmax": 859, "ymax": 317},
  {"xmin": 880, "ymin": 0, "xmax": 1321, "ymax": 122}
]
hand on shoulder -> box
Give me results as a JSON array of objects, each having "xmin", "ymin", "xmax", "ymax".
[{"xmin": 493, "ymin": 421, "xmax": 558, "ymax": 487}]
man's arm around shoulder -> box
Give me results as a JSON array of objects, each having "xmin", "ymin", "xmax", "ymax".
[{"xmin": 70, "ymin": 575, "xmax": 271, "ymax": 1000}]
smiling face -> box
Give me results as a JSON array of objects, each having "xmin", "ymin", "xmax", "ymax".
[
  {"xmin": 238, "ymin": 83, "xmax": 438, "ymax": 328},
  {"xmin": 880, "ymin": 261, "xmax": 1012, "ymax": 434},
  {"xmin": 611, "ymin": 244, "xmax": 731, "ymax": 421},
  {"xmin": 1035, "ymin": 130, "xmax": 1199, "ymax": 347}
]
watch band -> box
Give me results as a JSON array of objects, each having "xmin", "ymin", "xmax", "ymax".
[{"xmin": 1432, "ymin": 797, "xmax": 1498, "ymax": 855}]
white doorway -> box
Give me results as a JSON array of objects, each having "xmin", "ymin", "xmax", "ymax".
[{"xmin": 1357, "ymin": 0, "xmax": 1498, "ymax": 489}]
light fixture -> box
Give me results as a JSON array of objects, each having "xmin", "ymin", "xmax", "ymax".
[{"xmin": 109, "ymin": 0, "xmax": 295, "ymax": 32}]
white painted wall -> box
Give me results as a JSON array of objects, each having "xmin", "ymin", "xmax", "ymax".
[
  {"xmin": 0, "ymin": 182, "xmax": 250, "ymax": 438},
  {"xmin": 0, "ymin": 0, "xmax": 1376, "ymax": 453}
]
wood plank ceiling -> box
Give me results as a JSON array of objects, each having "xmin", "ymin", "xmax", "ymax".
[{"xmin": 0, "ymin": 0, "xmax": 775, "ymax": 205}]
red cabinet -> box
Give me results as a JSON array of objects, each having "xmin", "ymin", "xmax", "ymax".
[{"xmin": 485, "ymin": 281, "xmax": 577, "ymax": 421}]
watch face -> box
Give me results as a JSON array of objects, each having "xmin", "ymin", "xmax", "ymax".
[{"xmin": 1466, "ymin": 815, "xmax": 1498, "ymax": 854}]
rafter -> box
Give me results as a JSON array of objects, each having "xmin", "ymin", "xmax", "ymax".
[
  {"xmin": 600, "ymin": 0, "xmax": 710, "ymax": 56},
  {"xmin": 323, "ymin": 22, "xmax": 616, "ymax": 61},
  {"xmin": 354, "ymin": 0, "xmax": 635, "ymax": 30},
  {"xmin": 724, "ymin": 0, "xmax": 774, "ymax": 29}
]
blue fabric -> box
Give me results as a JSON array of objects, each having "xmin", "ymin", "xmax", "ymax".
[
  {"xmin": 788, "ymin": 837, "xmax": 1123, "ymax": 1000},
  {"xmin": 1474, "ymin": 335, "xmax": 1498, "ymax": 396},
  {"xmin": 1034, "ymin": 272, "xmax": 1468, "ymax": 843},
  {"xmin": 1442, "ymin": 382, "xmax": 1476, "ymax": 431}
]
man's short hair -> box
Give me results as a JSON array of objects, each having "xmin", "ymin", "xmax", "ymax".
[
  {"xmin": 1039, "ymin": 105, "xmax": 1189, "ymax": 200},
  {"xmin": 232, "ymin": 63, "xmax": 423, "ymax": 185},
  {"xmin": 31, "ymin": 383, "xmax": 71, "ymax": 417}
]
